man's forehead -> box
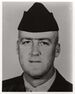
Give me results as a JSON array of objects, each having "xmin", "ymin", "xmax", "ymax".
[{"xmin": 19, "ymin": 31, "xmax": 58, "ymax": 39}]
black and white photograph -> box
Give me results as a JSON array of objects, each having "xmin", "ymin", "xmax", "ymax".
[{"xmin": 2, "ymin": 2, "xmax": 73, "ymax": 92}]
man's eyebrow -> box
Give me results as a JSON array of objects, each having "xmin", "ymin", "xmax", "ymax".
[{"xmin": 20, "ymin": 37, "xmax": 32, "ymax": 41}]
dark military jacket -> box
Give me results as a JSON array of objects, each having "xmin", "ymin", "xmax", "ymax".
[{"xmin": 2, "ymin": 70, "xmax": 72, "ymax": 92}]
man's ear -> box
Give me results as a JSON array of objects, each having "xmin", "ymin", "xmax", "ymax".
[
  {"xmin": 16, "ymin": 40, "xmax": 19, "ymax": 55},
  {"xmin": 55, "ymin": 43, "xmax": 60, "ymax": 57}
]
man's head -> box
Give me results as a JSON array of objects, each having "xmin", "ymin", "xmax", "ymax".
[{"xmin": 17, "ymin": 2, "xmax": 60, "ymax": 79}]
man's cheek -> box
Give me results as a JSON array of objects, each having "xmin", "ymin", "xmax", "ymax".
[{"xmin": 41, "ymin": 52, "xmax": 50, "ymax": 62}]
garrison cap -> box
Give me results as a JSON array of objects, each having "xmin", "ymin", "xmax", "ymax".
[{"xmin": 18, "ymin": 2, "xmax": 59, "ymax": 32}]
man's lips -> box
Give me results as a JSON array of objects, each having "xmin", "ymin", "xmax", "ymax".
[{"xmin": 29, "ymin": 60, "xmax": 41, "ymax": 63}]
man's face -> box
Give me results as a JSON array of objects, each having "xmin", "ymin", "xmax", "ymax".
[{"xmin": 17, "ymin": 31, "xmax": 60, "ymax": 78}]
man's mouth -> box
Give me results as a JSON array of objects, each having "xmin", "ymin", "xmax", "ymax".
[{"xmin": 29, "ymin": 60, "xmax": 41, "ymax": 63}]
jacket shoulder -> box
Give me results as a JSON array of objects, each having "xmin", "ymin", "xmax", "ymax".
[
  {"xmin": 2, "ymin": 75, "xmax": 23, "ymax": 91},
  {"xmin": 50, "ymin": 70, "xmax": 73, "ymax": 91}
]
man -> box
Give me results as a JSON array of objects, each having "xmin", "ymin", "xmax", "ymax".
[{"xmin": 2, "ymin": 2, "xmax": 72, "ymax": 92}]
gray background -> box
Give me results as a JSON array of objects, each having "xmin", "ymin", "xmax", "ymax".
[{"xmin": 3, "ymin": 2, "xmax": 72, "ymax": 83}]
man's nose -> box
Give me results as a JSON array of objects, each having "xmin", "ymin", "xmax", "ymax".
[{"xmin": 31, "ymin": 44, "xmax": 41, "ymax": 56}]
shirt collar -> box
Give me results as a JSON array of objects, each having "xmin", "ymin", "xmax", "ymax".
[{"xmin": 23, "ymin": 70, "xmax": 56, "ymax": 92}]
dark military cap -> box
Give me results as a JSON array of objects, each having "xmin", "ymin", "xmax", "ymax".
[{"xmin": 18, "ymin": 2, "xmax": 59, "ymax": 32}]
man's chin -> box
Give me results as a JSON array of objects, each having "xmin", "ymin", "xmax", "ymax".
[{"xmin": 26, "ymin": 71, "xmax": 46, "ymax": 79}]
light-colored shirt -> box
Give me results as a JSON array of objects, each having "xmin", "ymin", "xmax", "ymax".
[{"xmin": 23, "ymin": 71, "xmax": 56, "ymax": 92}]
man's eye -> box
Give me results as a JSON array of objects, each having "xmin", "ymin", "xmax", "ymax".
[
  {"xmin": 40, "ymin": 41, "xmax": 50, "ymax": 46},
  {"xmin": 21, "ymin": 41, "xmax": 31, "ymax": 45}
]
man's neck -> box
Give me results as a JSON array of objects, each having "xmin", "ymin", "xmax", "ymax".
[{"xmin": 23, "ymin": 67, "xmax": 55, "ymax": 87}]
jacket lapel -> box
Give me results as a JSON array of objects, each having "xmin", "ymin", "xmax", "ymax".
[
  {"xmin": 13, "ymin": 73, "xmax": 26, "ymax": 91},
  {"xmin": 48, "ymin": 70, "xmax": 63, "ymax": 91}
]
